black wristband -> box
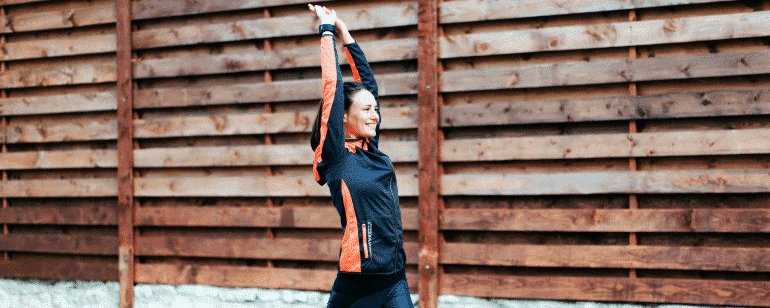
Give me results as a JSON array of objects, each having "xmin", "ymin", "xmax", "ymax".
[{"xmin": 319, "ymin": 24, "xmax": 336, "ymax": 36}]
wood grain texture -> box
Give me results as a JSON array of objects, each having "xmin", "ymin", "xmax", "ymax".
[
  {"xmin": 135, "ymin": 171, "xmax": 418, "ymax": 197},
  {"xmin": 0, "ymin": 0, "xmax": 51, "ymax": 5},
  {"xmin": 136, "ymin": 263, "xmax": 419, "ymax": 292},
  {"xmin": 136, "ymin": 234, "xmax": 419, "ymax": 264},
  {"xmin": 132, "ymin": 0, "xmax": 333, "ymax": 20},
  {"xmin": 135, "ymin": 206, "xmax": 419, "ymax": 230},
  {"xmin": 1, "ymin": 3, "xmax": 114, "ymax": 33},
  {"xmin": 0, "ymin": 62, "xmax": 116, "ymax": 89},
  {"xmin": 0, "ymin": 257, "xmax": 118, "ymax": 282},
  {"xmin": 0, "ymin": 91, "xmax": 117, "ymax": 116},
  {"xmin": 134, "ymin": 107, "xmax": 416, "ymax": 138},
  {"xmin": 0, "ymin": 234, "xmax": 118, "ymax": 255},
  {"xmin": 5, "ymin": 118, "xmax": 117, "ymax": 143},
  {"xmin": 442, "ymin": 90, "xmax": 770, "ymax": 127},
  {"xmin": 2, "ymin": 34, "xmax": 116, "ymax": 60},
  {"xmin": 441, "ymin": 11, "xmax": 770, "ymax": 58},
  {"xmin": 1, "ymin": 179, "xmax": 118, "ymax": 197},
  {"xmin": 442, "ymin": 128, "xmax": 770, "ymax": 162},
  {"xmin": 440, "ymin": 51, "xmax": 770, "ymax": 93},
  {"xmin": 442, "ymin": 274, "xmax": 770, "ymax": 307},
  {"xmin": 442, "ymin": 169, "xmax": 770, "ymax": 196},
  {"xmin": 440, "ymin": 0, "xmax": 732, "ymax": 24},
  {"xmin": 136, "ymin": 263, "xmax": 338, "ymax": 291},
  {"xmin": 441, "ymin": 243, "xmax": 770, "ymax": 272},
  {"xmin": 441, "ymin": 209, "xmax": 770, "ymax": 233},
  {"xmin": 134, "ymin": 141, "xmax": 417, "ymax": 168},
  {"xmin": 0, "ymin": 149, "xmax": 117, "ymax": 170},
  {"xmin": 133, "ymin": 3, "xmax": 415, "ymax": 48},
  {"xmin": 135, "ymin": 72, "xmax": 417, "ymax": 108},
  {"xmin": 134, "ymin": 38, "xmax": 417, "ymax": 77},
  {"xmin": 0, "ymin": 204, "xmax": 117, "ymax": 225}
]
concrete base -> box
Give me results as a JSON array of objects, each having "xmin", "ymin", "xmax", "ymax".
[{"xmin": 0, "ymin": 279, "xmax": 737, "ymax": 308}]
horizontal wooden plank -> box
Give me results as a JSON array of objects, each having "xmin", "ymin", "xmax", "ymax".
[
  {"xmin": 134, "ymin": 141, "xmax": 417, "ymax": 168},
  {"xmin": 442, "ymin": 128, "xmax": 770, "ymax": 162},
  {"xmin": 441, "ymin": 89, "xmax": 770, "ymax": 127},
  {"xmin": 136, "ymin": 263, "xmax": 418, "ymax": 292},
  {"xmin": 3, "ymin": 34, "xmax": 116, "ymax": 61},
  {"xmin": 440, "ymin": 0, "xmax": 731, "ymax": 24},
  {"xmin": 0, "ymin": 179, "xmax": 117, "ymax": 197},
  {"xmin": 0, "ymin": 204, "xmax": 117, "ymax": 225},
  {"xmin": 135, "ymin": 72, "xmax": 417, "ymax": 108},
  {"xmin": 441, "ymin": 11, "xmax": 770, "ymax": 58},
  {"xmin": 442, "ymin": 169, "xmax": 770, "ymax": 196},
  {"xmin": 134, "ymin": 111, "xmax": 317, "ymax": 138},
  {"xmin": 440, "ymin": 51, "xmax": 770, "ymax": 93},
  {"xmin": 0, "ymin": 62, "xmax": 116, "ymax": 90},
  {"xmin": 134, "ymin": 107, "xmax": 416, "ymax": 138},
  {"xmin": 0, "ymin": 149, "xmax": 117, "ymax": 170},
  {"xmin": 134, "ymin": 38, "xmax": 417, "ymax": 78},
  {"xmin": 133, "ymin": 3, "xmax": 414, "ymax": 48},
  {"xmin": 0, "ymin": 91, "xmax": 117, "ymax": 116},
  {"xmin": 0, "ymin": 257, "xmax": 118, "ymax": 282},
  {"xmin": 5, "ymin": 118, "xmax": 117, "ymax": 143},
  {"xmin": 2, "ymin": 3, "xmax": 114, "ymax": 33},
  {"xmin": 442, "ymin": 243, "xmax": 770, "ymax": 272},
  {"xmin": 136, "ymin": 235, "xmax": 419, "ymax": 264},
  {"xmin": 135, "ymin": 206, "xmax": 419, "ymax": 230},
  {"xmin": 441, "ymin": 209, "xmax": 770, "ymax": 233},
  {"xmin": 0, "ymin": 233, "xmax": 117, "ymax": 255},
  {"xmin": 442, "ymin": 274, "xmax": 770, "ymax": 307},
  {"xmin": 0, "ymin": 0, "xmax": 51, "ymax": 5},
  {"xmin": 135, "ymin": 171, "xmax": 418, "ymax": 197},
  {"xmin": 136, "ymin": 263, "xmax": 337, "ymax": 290},
  {"xmin": 133, "ymin": 0, "xmax": 332, "ymax": 20}
]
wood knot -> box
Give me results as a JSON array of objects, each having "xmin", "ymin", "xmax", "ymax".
[
  {"xmin": 585, "ymin": 24, "xmax": 617, "ymax": 42},
  {"xmin": 475, "ymin": 42, "xmax": 490, "ymax": 53},
  {"xmin": 663, "ymin": 19, "xmax": 681, "ymax": 33},
  {"xmin": 507, "ymin": 71, "xmax": 519, "ymax": 86},
  {"xmin": 548, "ymin": 39, "xmax": 560, "ymax": 48}
]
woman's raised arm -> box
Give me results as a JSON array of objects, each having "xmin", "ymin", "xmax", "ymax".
[{"xmin": 310, "ymin": 4, "xmax": 345, "ymax": 185}]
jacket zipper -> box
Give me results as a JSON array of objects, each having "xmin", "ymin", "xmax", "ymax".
[{"xmin": 384, "ymin": 156, "xmax": 398, "ymax": 270}]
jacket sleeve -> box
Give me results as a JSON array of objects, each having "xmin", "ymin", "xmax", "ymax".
[
  {"xmin": 313, "ymin": 33, "xmax": 346, "ymax": 185},
  {"xmin": 343, "ymin": 41, "xmax": 381, "ymax": 148}
]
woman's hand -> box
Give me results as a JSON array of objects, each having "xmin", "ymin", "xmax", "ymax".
[{"xmin": 308, "ymin": 4, "xmax": 336, "ymax": 25}]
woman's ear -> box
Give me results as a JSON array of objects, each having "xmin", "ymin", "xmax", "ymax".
[{"xmin": 343, "ymin": 112, "xmax": 348, "ymax": 123}]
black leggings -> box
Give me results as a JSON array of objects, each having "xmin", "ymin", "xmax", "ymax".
[{"xmin": 326, "ymin": 269, "xmax": 414, "ymax": 308}]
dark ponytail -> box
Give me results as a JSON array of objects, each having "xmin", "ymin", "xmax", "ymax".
[{"xmin": 310, "ymin": 81, "xmax": 368, "ymax": 151}]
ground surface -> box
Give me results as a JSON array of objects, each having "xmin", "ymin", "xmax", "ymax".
[{"xmin": 0, "ymin": 279, "xmax": 739, "ymax": 308}]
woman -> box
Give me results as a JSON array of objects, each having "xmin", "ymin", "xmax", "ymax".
[{"xmin": 308, "ymin": 4, "xmax": 413, "ymax": 308}]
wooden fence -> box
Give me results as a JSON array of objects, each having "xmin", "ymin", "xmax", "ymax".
[{"xmin": 1, "ymin": 0, "xmax": 769, "ymax": 307}]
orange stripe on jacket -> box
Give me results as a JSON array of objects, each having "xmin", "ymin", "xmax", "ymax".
[
  {"xmin": 344, "ymin": 46, "xmax": 361, "ymax": 83},
  {"xmin": 344, "ymin": 139, "xmax": 369, "ymax": 153},
  {"xmin": 339, "ymin": 180, "xmax": 361, "ymax": 272},
  {"xmin": 313, "ymin": 35, "xmax": 338, "ymax": 182},
  {"xmin": 362, "ymin": 223, "xmax": 369, "ymax": 259}
]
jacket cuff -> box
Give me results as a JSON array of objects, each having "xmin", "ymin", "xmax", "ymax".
[{"xmin": 319, "ymin": 24, "xmax": 336, "ymax": 36}]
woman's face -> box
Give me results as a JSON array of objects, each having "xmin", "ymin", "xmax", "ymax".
[{"xmin": 343, "ymin": 90, "xmax": 379, "ymax": 139}]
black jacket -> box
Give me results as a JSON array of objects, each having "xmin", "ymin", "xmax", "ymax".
[{"xmin": 313, "ymin": 32, "xmax": 406, "ymax": 275}]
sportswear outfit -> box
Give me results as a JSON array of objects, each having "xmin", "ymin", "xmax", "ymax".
[{"xmin": 313, "ymin": 26, "xmax": 412, "ymax": 308}]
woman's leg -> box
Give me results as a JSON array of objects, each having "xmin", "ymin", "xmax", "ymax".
[{"xmin": 381, "ymin": 279, "xmax": 414, "ymax": 308}]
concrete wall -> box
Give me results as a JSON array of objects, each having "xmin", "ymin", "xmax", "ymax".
[{"xmin": 0, "ymin": 278, "xmax": 740, "ymax": 308}]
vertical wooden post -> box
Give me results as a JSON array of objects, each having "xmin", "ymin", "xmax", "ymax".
[
  {"xmin": 116, "ymin": 0, "xmax": 135, "ymax": 307},
  {"xmin": 628, "ymin": 9, "xmax": 639, "ymax": 280},
  {"xmin": 417, "ymin": 0, "xmax": 439, "ymax": 307},
  {"xmin": 263, "ymin": 8, "xmax": 276, "ymax": 269},
  {"xmin": 0, "ymin": 6, "xmax": 8, "ymax": 263}
]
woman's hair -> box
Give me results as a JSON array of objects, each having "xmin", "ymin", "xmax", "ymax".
[{"xmin": 310, "ymin": 81, "xmax": 368, "ymax": 151}]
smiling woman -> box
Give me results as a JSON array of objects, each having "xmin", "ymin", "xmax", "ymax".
[{"xmin": 307, "ymin": 3, "xmax": 413, "ymax": 308}]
